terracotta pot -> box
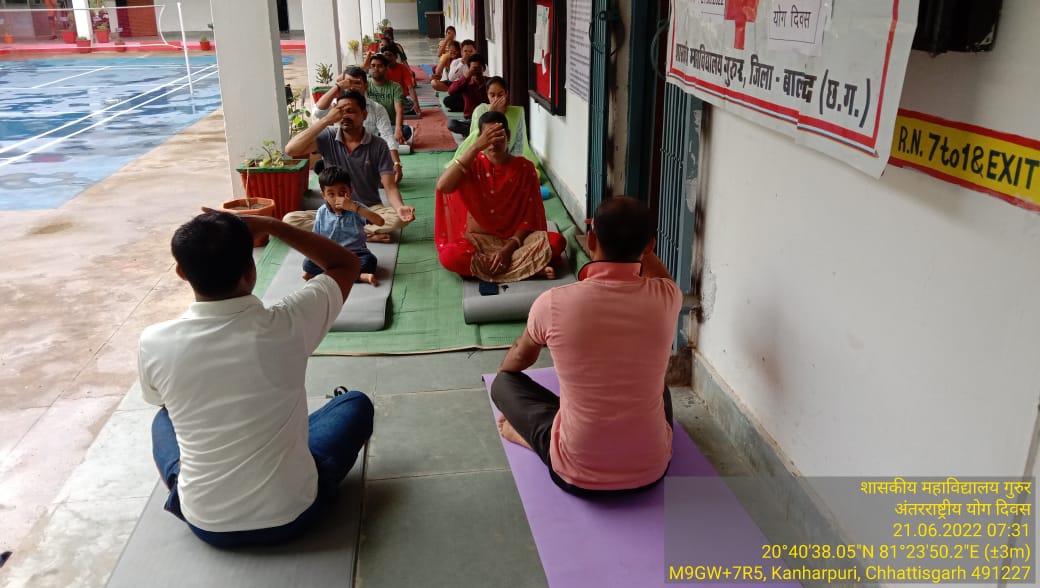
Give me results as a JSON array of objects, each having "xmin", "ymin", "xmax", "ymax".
[
  {"xmin": 221, "ymin": 197, "xmax": 276, "ymax": 247},
  {"xmin": 368, "ymin": 42, "xmax": 378, "ymax": 53},
  {"xmin": 75, "ymin": 40, "xmax": 91, "ymax": 54},
  {"xmin": 94, "ymin": 29, "xmax": 109, "ymax": 43},
  {"xmin": 3, "ymin": 34, "xmax": 13, "ymax": 44},
  {"xmin": 235, "ymin": 159, "xmax": 309, "ymax": 219},
  {"xmin": 199, "ymin": 40, "xmax": 211, "ymax": 50},
  {"xmin": 61, "ymin": 30, "xmax": 76, "ymax": 44}
]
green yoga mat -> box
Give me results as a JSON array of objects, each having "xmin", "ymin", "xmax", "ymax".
[{"xmin": 254, "ymin": 152, "xmax": 588, "ymax": 355}]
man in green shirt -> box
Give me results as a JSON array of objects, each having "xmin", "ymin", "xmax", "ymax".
[{"xmin": 365, "ymin": 54, "xmax": 412, "ymax": 145}]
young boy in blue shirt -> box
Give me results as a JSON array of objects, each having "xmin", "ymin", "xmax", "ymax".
[{"xmin": 304, "ymin": 166, "xmax": 385, "ymax": 286}]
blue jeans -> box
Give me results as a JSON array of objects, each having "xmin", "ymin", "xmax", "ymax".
[
  {"xmin": 304, "ymin": 249, "xmax": 376, "ymax": 277},
  {"xmin": 151, "ymin": 391, "xmax": 374, "ymax": 548}
]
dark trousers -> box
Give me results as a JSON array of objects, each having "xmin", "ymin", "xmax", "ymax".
[
  {"xmin": 443, "ymin": 92, "xmax": 464, "ymax": 112},
  {"xmin": 446, "ymin": 117, "xmax": 470, "ymax": 136},
  {"xmin": 304, "ymin": 249, "xmax": 377, "ymax": 277},
  {"xmin": 490, "ymin": 371, "xmax": 673, "ymax": 498}
]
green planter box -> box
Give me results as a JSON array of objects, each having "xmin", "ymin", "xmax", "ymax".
[{"xmin": 236, "ymin": 158, "xmax": 310, "ymax": 219}]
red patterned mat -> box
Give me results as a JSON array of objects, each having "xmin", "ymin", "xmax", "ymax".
[{"xmin": 409, "ymin": 108, "xmax": 459, "ymax": 152}]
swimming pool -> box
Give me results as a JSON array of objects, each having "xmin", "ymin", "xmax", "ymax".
[{"xmin": 0, "ymin": 55, "xmax": 288, "ymax": 210}]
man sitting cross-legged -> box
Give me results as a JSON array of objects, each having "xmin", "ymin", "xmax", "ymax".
[
  {"xmin": 140, "ymin": 211, "xmax": 373, "ymax": 547},
  {"xmin": 284, "ymin": 89, "xmax": 415, "ymax": 243},
  {"xmin": 491, "ymin": 196, "xmax": 682, "ymax": 497}
]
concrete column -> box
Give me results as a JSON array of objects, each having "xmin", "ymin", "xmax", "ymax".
[
  {"xmin": 212, "ymin": 0, "xmax": 288, "ymax": 197},
  {"xmin": 339, "ymin": 0, "xmax": 364, "ymax": 65},
  {"xmin": 303, "ymin": 0, "xmax": 342, "ymax": 88},
  {"xmin": 359, "ymin": 0, "xmax": 375, "ymax": 37},
  {"xmin": 71, "ymin": 0, "xmax": 91, "ymax": 41}
]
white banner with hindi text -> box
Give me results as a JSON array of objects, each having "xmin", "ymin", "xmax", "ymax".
[{"xmin": 666, "ymin": 0, "xmax": 919, "ymax": 177}]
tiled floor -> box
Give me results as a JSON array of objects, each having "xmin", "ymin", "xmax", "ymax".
[{"xmin": 0, "ymin": 31, "xmax": 753, "ymax": 588}]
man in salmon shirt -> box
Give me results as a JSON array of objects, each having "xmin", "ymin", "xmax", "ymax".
[{"xmin": 491, "ymin": 196, "xmax": 682, "ymax": 496}]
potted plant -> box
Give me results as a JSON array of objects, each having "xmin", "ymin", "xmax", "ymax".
[
  {"xmin": 347, "ymin": 39, "xmax": 360, "ymax": 65},
  {"xmin": 222, "ymin": 193, "xmax": 276, "ymax": 247},
  {"xmin": 94, "ymin": 21, "xmax": 109, "ymax": 43},
  {"xmin": 311, "ymin": 62, "xmax": 334, "ymax": 103},
  {"xmin": 198, "ymin": 34, "xmax": 211, "ymax": 51},
  {"xmin": 235, "ymin": 140, "xmax": 309, "ymax": 219},
  {"xmin": 362, "ymin": 34, "xmax": 375, "ymax": 54},
  {"xmin": 286, "ymin": 86, "xmax": 310, "ymax": 136},
  {"xmin": 75, "ymin": 36, "xmax": 91, "ymax": 53},
  {"xmin": 2, "ymin": 23, "xmax": 13, "ymax": 45},
  {"xmin": 57, "ymin": 14, "xmax": 75, "ymax": 43},
  {"xmin": 376, "ymin": 18, "xmax": 391, "ymax": 37}
]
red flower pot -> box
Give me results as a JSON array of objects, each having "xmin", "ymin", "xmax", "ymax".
[
  {"xmin": 236, "ymin": 159, "xmax": 309, "ymax": 219},
  {"xmin": 75, "ymin": 39, "xmax": 91, "ymax": 54},
  {"xmin": 94, "ymin": 29, "xmax": 109, "ymax": 43},
  {"xmin": 61, "ymin": 30, "xmax": 76, "ymax": 44},
  {"xmin": 199, "ymin": 40, "xmax": 211, "ymax": 50},
  {"xmin": 221, "ymin": 197, "xmax": 276, "ymax": 247},
  {"xmin": 311, "ymin": 86, "xmax": 330, "ymax": 104},
  {"xmin": 368, "ymin": 42, "xmax": 378, "ymax": 53}
]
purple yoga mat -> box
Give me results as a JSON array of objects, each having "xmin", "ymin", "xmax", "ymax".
[{"xmin": 483, "ymin": 368, "xmax": 798, "ymax": 588}]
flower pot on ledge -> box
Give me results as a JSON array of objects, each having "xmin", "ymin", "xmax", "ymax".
[
  {"xmin": 235, "ymin": 158, "xmax": 309, "ymax": 219},
  {"xmin": 222, "ymin": 197, "xmax": 276, "ymax": 247},
  {"xmin": 61, "ymin": 30, "xmax": 76, "ymax": 44},
  {"xmin": 311, "ymin": 86, "xmax": 331, "ymax": 104},
  {"xmin": 75, "ymin": 39, "xmax": 91, "ymax": 53},
  {"xmin": 95, "ymin": 29, "xmax": 110, "ymax": 43}
]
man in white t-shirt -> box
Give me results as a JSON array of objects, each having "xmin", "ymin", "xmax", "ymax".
[{"xmin": 139, "ymin": 211, "xmax": 373, "ymax": 547}]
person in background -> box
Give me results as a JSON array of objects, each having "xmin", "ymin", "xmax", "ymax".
[
  {"xmin": 435, "ymin": 111, "xmax": 565, "ymax": 283},
  {"xmin": 437, "ymin": 25, "xmax": 457, "ymax": 57},
  {"xmin": 434, "ymin": 40, "xmax": 461, "ymax": 81},
  {"xmin": 446, "ymin": 53, "xmax": 489, "ymax": 135},
  {"xmin": 313, "ymin": 67, "xmax": 406, "ymax": 184},
  {"xmin": 432, "ymin": 39, "xmax": 477, "ymax": 112},
  {"xmin": 454, "ymin": 76, "xmax": 539, "ymax": 173}
]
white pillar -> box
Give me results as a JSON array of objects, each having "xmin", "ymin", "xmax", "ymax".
[
  {"xmin": 338, "ymin": 0, "xmax": 364, "ymax": 66},
  {"xmin": 212, "ymin": 0, "xmax": 288, "ymax": 197},
  {"xmin": 71, "ymin": 0, "xmax": 91, "ymax": 40},
  {"xmin": 303, "ymin": 0, "xmax": 342, "ymax": 88},
  {"xmin": 359, "ymin": 0, "xmax": 374, "ymax": 37}
]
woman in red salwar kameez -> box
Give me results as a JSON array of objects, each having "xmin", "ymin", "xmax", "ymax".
[{"xmin": 435, "ymin": 111, "xmax": 565, "ymax": 283}]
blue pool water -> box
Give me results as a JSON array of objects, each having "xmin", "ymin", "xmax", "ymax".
[{"xmin": 0, "ymin": 55, "xmax": 291, "ymax": 210}]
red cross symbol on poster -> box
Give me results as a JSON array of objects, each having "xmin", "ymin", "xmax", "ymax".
[{"xmin": 724, "ymin": 0, "xmax": 759, "ymax": 50}]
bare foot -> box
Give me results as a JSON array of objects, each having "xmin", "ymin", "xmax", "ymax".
[
  {"xmin": 367, "ymin": 233, "xmax": 392, "ymax": 243},
  {"xmin": 359, "ymin": 273, "xmax": 379, "ymax": 286},
  {"xmin": 302, "ymin": 272, "xmax": 314, "ymax": 281},
  {"xmin": 497, "ymin": 414, "xmax": 532, "ymax": 450},
  {"xmin": 536, "ymin": 266, "xmax": 556, "ymax": 279}
]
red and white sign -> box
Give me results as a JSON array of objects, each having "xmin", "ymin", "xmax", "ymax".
[{"xmin": 667, "ymin": 0, "xmax": 919, "ymax": 178}]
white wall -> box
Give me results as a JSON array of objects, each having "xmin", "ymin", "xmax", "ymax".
[
  {"xmin": 385, "ymin": 1, "xmax": 418, "ymax": 30},
  {"xmin": 444, "ymin": 7, "xmax": 474, "ymax": 45},
  {"xmin": 696, "ymin": 0, "xmax": 1040, "ymax": 480},
  {"xmin": 154, "ymin": 0, "xmax": 304, "ymax": 34},
  {"xmin": 530, "ymin": 90, "xmax": 589, "ymax": 220}
]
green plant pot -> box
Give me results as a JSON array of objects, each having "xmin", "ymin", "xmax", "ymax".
[{"xmin": 236, "ymin": 158, "xmax": 309, "ymax": 219}]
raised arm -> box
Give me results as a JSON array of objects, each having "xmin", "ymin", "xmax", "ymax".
[
  {"xmin": 350, "ymin": 203, "xmax": 386, "ymax": 226},
  {"xmin": 286, "ymin": 105, "xmax": 343, "ymax": 158},
  {"xmin": 435, "ymin": 122, "xmax": 503, "ymax": 193}
]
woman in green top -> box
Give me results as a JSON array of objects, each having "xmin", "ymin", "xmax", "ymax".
[{"xmin": 453, "ymin": 77, "xmax": 541, "ymax": 172}]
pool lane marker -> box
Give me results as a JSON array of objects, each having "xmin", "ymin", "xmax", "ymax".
[{"xmin": 31, "ymin": 66, "xmax": 111, "ymax": 89}]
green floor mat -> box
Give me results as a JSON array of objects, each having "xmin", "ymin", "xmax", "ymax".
[{"xmin": 254, "ymin": 152, "xmax": 588, "ymax": 355}]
